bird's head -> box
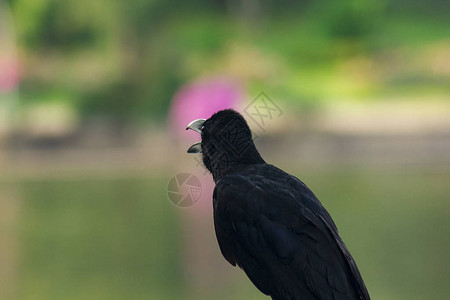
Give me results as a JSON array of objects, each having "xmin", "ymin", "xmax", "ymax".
[{"xmin": 186, "ymin": 109, "xmax": 264, "ymax": 181}]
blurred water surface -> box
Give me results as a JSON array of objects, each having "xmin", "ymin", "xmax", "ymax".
[{"xmin": 1, "ymin": 167, "xmax": 447, "ymax": 300}]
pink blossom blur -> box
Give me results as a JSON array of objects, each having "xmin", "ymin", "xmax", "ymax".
[{"xmin": 168, "ymin": 77, "xmax": 243, "ymax": 141}]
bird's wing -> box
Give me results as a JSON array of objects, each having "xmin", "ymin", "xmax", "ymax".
[{"xmin": 213, "ymin": 174, "xmax": 370, "ymax": 300}]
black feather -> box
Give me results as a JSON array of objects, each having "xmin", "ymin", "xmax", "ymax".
[{"xmin": 199, "ymin": 109, "xmax": 370, "ymax": 300}]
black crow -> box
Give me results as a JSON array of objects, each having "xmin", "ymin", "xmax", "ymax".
[{"xmin": 186, "ymin": 109, "xmax": 370, "ymax": 300}]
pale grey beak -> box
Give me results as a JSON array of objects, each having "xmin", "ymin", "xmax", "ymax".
[
  {"xmin": 187, "ymin": 142, "xmax": 202, "ymax": 153},
  {"xmin": 186, "ymin": 119, "xmax": 205, "ymax": 154},
  {"xmin": 186, "ymin": 119, "xmax": 205, "ymax": 134}
]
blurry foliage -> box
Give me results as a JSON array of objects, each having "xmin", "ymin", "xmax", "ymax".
[{"xmin": 5, "ymin": 0, "xmax": 450, "ymax": 120}]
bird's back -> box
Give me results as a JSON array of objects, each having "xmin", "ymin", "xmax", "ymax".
[{"xmin": 213, "ymin": 163, "xmax": 370, "ymax": 300}]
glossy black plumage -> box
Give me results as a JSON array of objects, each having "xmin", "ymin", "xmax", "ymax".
[{"xmin": 196, "ymin": 109, "xmax": 370, "ymax": 300}]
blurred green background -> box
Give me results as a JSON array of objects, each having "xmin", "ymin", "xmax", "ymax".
[{"xmin": 0, "ymin": 0, "xmax": 449, "ymax": 299}]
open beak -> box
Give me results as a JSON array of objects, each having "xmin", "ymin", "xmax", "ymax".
[{"xmin": 186, "ymin": 119, "xmax": 205, "ymax": 153}]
